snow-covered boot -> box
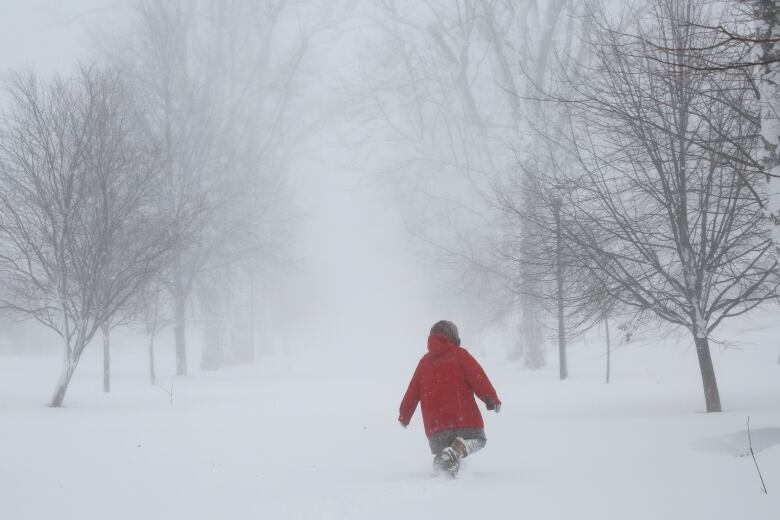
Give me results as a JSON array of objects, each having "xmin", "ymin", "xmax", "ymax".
[
  {"xmin": 451, "ymin": 437, "xmax": 470, "ymax": 458},
  {"xmin": 440, "ymin": 446, "xmax": 460, "ymax": 477},
  {"xmin": 439, "ymin": 437, "xmax": 476, "ymax": 478}
]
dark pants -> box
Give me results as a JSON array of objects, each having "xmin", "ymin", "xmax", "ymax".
[{"xmin": 428, "ymin": 427, "xmax": 487, "ymax": 456}]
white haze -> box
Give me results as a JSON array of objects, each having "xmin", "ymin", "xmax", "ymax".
[
  {"xmin": 0, "ymin": 0, "xmax": 444, "ymax": 363},
  {"xmin": 1, "ymin": 2, "xmax": 779, "ymax": 520}
]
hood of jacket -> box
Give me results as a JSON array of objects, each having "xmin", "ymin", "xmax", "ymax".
[{"xmin": 427, "ymin": 333, "xmax": 456, "ymax": 356}]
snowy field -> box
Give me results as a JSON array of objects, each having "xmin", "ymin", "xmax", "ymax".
[{"xmin": 2, "ymin": 312, "xmax": 779, "ymax": 520}]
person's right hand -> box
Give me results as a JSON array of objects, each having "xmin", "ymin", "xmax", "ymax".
[{"xmin": 485, "ymin": 396, "xmax": 501, "ymax": 413}]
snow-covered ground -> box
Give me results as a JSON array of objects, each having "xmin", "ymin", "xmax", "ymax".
[{"xmin": 1, "ymin": 312, "xmax": 779, "ymax": 520}]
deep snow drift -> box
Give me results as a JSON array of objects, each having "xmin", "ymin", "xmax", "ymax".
[{"xmin": 1, "ymin": 311, "xmax": 779, "ymax": 520}]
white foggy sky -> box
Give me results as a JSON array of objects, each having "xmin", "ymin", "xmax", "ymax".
[{"xmin": 0, "ymin": 1, "xmax": 111, "ymax": 74}]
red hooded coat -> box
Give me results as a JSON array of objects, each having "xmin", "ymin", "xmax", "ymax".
[{"xmin": 398, "ymin": 333, "xmax": 501, "ymax": 438}]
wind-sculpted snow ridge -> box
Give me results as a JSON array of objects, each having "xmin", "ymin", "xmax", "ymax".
[{"xmin": 694, "ymin": 427, "xmax": 780, "ymax": 457}]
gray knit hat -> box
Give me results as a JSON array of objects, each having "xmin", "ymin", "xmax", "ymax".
[{"xmin": 430, "ymin": 320, "xmax": 460, "ymax": 345}]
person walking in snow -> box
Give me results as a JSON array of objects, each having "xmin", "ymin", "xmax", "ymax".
[{"xmin": 398, "ymin": 320, "xmax": 501, "ymax": 477}]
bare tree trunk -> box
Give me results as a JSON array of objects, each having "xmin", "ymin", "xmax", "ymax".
[
  {"xmin": 201, "ymin": 284, "xmax": 223, "ymax": 371},
  {"xmin": 694, "ymin": 335, "xmax": 722, "ymax": 413},
  {"xmin": 518, "ymin": 194, "xmax": 546, "ymax": 369},
  {"xmin": 51, "ymin": 362, "xmax": 77, "ymax": 407},
  {"xmin": 427, "ymin": 25, "xmax": 483, "ymax": 128},
  {"xmin": 102, "ymin": 323, "xmax": 111, "ymax": 393},
  {"xmin": 201, "ymin": 319, "xmax": 223, "ymax": 370},
  {"xmin": 51, "ymin": 335, "xmax": 80, "ymax": 407},
  {"xmin": 148, "ymin": 332, "xmax": 156, "ymax": 386},
  {"xmin": 146, "ymin": 286, "xmax": 159, "ymax": 385},
  {"xmin": 757, "ymin": 1, "xmax": 780, "ymax": 365},
  {"xmin": 554, "ymin": 198, "xmax": 567, "ymax": 380},
  {"xmin": 519, "ymin": 293, "xmax": 546, "ymax": 368},
  {"xmin": 479, "ymin": 2, "xmax": 522, "ymax": 123},
  {"xmin": 605, "ymin": 317, "xmax": 611, "ymax": 384},
  {"xmin": 173, "ymin": 268, "xmax": 188, "ymax": 376},
  {"xmin": 532, "ymin": 0, "xmax": 568, "ymax": 90},
  {"xmin": 249, "ymin": 271, "xmax": 256, "ymax": 364},
  {"xmin": 757, "ymin": 0, "xmax": 780, "ymax": 255},
  {"xmin": 51, "ymin": 308, "xmax": 77, "ymax": 407}
]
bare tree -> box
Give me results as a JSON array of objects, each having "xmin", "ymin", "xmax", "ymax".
[
  {"xmin": 624, "ymin": 1, "xmax": 780, "ymax": 254},
  {"xmin": 754, "ymin": 1, "xmax": 780, "ymax": 256},
  {"xmin": 495, "ymin": 151, "xmax": 623, "ymax": 380},
  {"xmin": 0, "ymin": 66, "xmax": 177, "ymax": 406},
  {"xmin": 121, "ymin": 0, "xmax": 215, "ymax": 376},
  {"xmin": 354, "ymin": 0, "xmax": 586, "ymax": 363},
  {"xmin": 132, "ymin": 276, "xmax": 169, "ymax": 386},
  {"xmin": 542, "ymin": 0, "xmax": 778, "ymax": 412},
  {"xmin": 622, "ymin": 0, "xmax": 780, "ymax": 362},
  {"xmin": 108, "ymin": 0, "xmax": 347, "ymax": 373}
]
